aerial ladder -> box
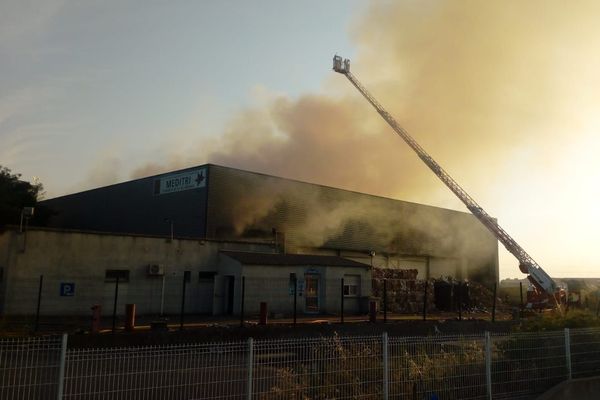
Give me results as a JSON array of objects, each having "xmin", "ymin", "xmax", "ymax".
[{"xmin": 332, "ymin": 55, "xmax": 559, "ymax": 302}]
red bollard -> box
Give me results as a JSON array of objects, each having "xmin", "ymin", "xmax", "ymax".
[
  {"xmin": 91, "ymin": 305, "xmax": 102, "ymax": 333},
  {"xmin": 259, "ymin": 302, "xmax": 268, "ymax": 325},
  {"xmin": 125, "ymin": 304, "xmax": 136, "ymax": 331},
  {"xmin": 369, "ymin": 301, "xmax": 378, "ymax": 323}
]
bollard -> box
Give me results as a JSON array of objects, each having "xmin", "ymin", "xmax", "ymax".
[
  {"xmin": 259, "ymin": 302, "xmax": 268, "ymax": 325},
  {"xmin": 369, "ymin": 301, "xmax": 377, "ymax": 323},
  {"xmin": 91, "ymin": 305, "xmax": 102, "ymax": 334},
  {"xmin": 125, "ymin": 304, "xmax": 136, "ymax": 331}
]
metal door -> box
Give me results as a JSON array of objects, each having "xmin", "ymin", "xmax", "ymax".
[{"xmin": 223, "ymin": 276, "xmax": 235, "ymax": 315}]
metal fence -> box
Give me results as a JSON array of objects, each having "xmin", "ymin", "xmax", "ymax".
[
  {"xmin": 2, "ymin": 328, "xmax": 600, "ymax": 399},
  {"xmin": 0, "ymin": 335, "xmax": 66, "ymax": 400},
  {"xmin": 569, "ymin": 327, "xmax": 600, "ymax": 379},
  {"xmin": 64, "ymin": 341, "xmax": 248, "ymax": 400}
]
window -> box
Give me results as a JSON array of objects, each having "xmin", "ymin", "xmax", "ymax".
[
  {"xmin": 343, "ymin": 274, "xmax": 360, "ymax": 297},
  {"xmin": 198, "ymin": 271, "xmax": 216, "ymax": 281},
  {"xmin": 343, "ymin": 284, "xmax": 358, "ymax": 296},
  {"xmin": 105, "ymin": 269, "xmax": 129, "ymax": 283}
]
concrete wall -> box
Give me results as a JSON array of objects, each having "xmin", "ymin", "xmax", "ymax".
[
  {"xmin": 0, "ymin": 229, "xmax": 271, "ymax": 316},
  {"xmin": 0, "ymin": 231, "xmax": 16, "ymax": 315},
  {"xmin": 0, "ymin": 228, "xmax": 371, "ymax": 317},
  {"xmin": 217, "ymin": 254, "xmax": 372, "ymax": 315}
]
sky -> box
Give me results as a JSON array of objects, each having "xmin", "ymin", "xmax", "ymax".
[{"xmin": 2, "ymin": 1, "xmax": 600, "ymax": 279}]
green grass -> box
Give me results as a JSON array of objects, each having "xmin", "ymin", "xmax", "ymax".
[{"xmin": 518, "ymin": 309, "xmax": 600, "ymax": 332}]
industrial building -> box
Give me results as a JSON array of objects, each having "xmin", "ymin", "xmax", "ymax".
[{"xmin": 0, "ymin": 164, "xmax": 498, "ymax": 317}]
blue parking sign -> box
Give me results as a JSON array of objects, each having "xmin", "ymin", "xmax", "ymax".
[{"xmin": 60, "ymin": 283, "xmax": 75, "ymax": 297}]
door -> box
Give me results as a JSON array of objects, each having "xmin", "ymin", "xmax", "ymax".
[
  {"xmin": 304, "ymin": 274, "xmax": 320, "ymax": 313},
  {"xmin": 223, "ymin": 276, "xmax": 235, "ymax": 315},
  {"xmin": 197, "ymin": 275, "xmax": 215, "ymax": 314},
  {"xmin": 102, "ymin": 270, "xmax": 129, "ymax": 316}
]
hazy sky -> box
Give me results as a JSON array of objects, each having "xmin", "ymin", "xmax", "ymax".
[
  {"xmin": 1, "ymin": 0, "xmax": 361, "ymax": 192},
  {"xmin": 2, "ymin": 1, "xmax": 600, "ymax": 279}
]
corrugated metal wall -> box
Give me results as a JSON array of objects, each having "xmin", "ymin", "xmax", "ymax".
[
  {"xmin": 42, "ymin": 166, "xmax": 209, "ymax": 238},
  {"xmin": 206, "ymin": 165, "xmax": 498, "ymax": 283}
]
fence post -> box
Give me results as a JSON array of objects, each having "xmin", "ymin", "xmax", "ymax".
[
  {"xmin": 34, "ymin": 274, "xmax": 44, "ymax": 332},
  {"xmin": 112, "ymin": 276, "xmax": 119, "ymax": 334},
  {"xmin": 240, "ymin": 276, "xmax": 246, "ymax": 328},
  {"xmin": 247, "ymin": 337, "xmax": 254, "ymax": 400},
  {"xmin": 382, "ymin": 332, "xmax": 389, "ymax": 400},
  {"xmin": 56, "ymin": 333, "xmax": 68, "ymax": 400},
  {"xmin": 180, "ymin": 271, "xmax": 190, "ymax": 330},
  {"xmin": 383, "ymin": 279, "xmax": 387, "ymax": 323},
  {"xmin": 519, "ymin": 281, "xmax": 524, "ymax": 319},
  {"xmin": 422, "ymin": 282, "xmax": 428, "ymax": 321},
  {"xmin": 564, "ymin": 328, "xmax": 572, "ymax": 380},
  {"xmin": 491, "ymin": 283, "xmax": 497, "ymax": 322},
  {"xmin": 485, "ymin": 331, "xmax": 492, "ymax": 400},
  {"xmin": 293, "ymin": 275, "xmax": 297, "ymax": 327},
  {"xmin": 457, "ymin": 281, "xmax": 462, "ymax": 321},
  {"xmin": 341, "ymin": 278, "xmax": 344, "ymax": 324}
]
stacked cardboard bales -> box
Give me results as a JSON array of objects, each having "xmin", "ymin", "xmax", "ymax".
[
  {"xmin": 372, "ymin": 268, "xmax": 436, "ymax": 313},
  {"xmin": 372, "ymin": 269, "xmax": 502, "ymax": 314}
]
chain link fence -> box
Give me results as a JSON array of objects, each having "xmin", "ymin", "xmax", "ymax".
[{"xmin": 2, "ymin": 328, "xmax": 600, "ymax": 399}]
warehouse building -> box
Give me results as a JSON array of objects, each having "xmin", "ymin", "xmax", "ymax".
[
  {"xmin": 0, "ymin": 164, "xmax": 498, "ymax": 317},
  {"xmin": 0, "ymin": 229, "xmax": 370, "ymax": 316}
]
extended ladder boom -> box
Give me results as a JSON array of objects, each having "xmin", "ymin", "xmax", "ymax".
[{"xmin": 333, "ymin": 55, "xmax": 556, "ymax": 294}]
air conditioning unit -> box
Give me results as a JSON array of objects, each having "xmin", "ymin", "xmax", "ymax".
[{"xmin": 147, "ymin": 264, "xmax": 165, "ymax": 276}]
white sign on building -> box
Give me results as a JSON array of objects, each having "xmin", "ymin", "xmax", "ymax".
[{"xmin": 154, "ymin": 168, "xmax": 206, "ymax": 195}]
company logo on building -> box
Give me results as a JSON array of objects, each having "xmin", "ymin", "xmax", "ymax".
[{"xmin": 154, "ymin": 168, "xmax": 206, "ymax": 195}]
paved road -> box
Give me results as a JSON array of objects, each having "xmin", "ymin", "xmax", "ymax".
[{"xmin": 537, "ymin": 377, "xmax": 600, "ymax": 399}]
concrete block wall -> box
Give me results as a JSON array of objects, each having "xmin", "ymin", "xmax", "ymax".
[{"xmin": 0, "ymin": 229, "xmax": 273, "ymax": 317}]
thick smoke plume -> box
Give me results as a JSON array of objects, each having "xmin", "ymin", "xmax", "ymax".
[
  {"xmin": 126, "ymin": 1, "xmax": 600, "ymax": 273},
  {"xmin": 206, "ymin": 169, "xmax": 495, "ymax": 266},
  {"xmin": 133, "ymin": 1, "xmax": 600, "ymax": 203}
]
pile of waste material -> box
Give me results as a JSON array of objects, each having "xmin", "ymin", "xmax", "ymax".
[
  {"xmin": 434, "ymin": 276, "xmax": 508, "ymax": 312},
  {"xmin": 372, "ymin": 268, "xmax": 436, "ymax": 313},
  {"xmin": 373, "ymin": 268, "xmax": 419, "ymax": 280},
  {"xmin": 467, "ymin": 280, "xmax": 498, "ymax": 309},
  {"xmin": 372, "ymin": 269, "xmax": 506, "ymax": 314}
]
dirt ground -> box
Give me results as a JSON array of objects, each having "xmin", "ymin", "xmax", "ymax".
[{"xmin": 0, "ymin": 311, "xmax": 517, "ymax": 347}]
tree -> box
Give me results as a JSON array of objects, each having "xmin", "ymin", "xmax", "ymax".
[{"xmin": 0, "ymin": 166, "xmax": 47, "ymax": 226}]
